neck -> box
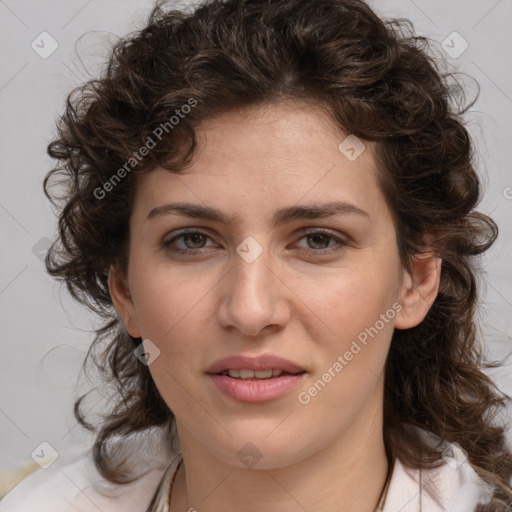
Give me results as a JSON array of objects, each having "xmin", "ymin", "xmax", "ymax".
[{"xmin": 170, "ymin": 405, "xmax": 390, "ymax": 512}]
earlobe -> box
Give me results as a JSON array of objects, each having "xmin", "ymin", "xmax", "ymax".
[
  {"xmin": 108, "ymin": 264, "xmax": 142, "ymax": 338},
  {"xmin": 394, "ymin": 253, "xmax": 442, "ymax": 330}
]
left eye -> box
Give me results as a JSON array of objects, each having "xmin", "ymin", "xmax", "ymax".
[
  {"xmin": 296, "ymin": 232, "xmax": 342, "ymax": 251},
  {"xmin": 162, "ymin": 229, "xmax": 346, "ymax": 254}
]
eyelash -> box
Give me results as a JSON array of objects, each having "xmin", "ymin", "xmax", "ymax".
[{"xmin": 162, "ymin": 228, "xmax": 347, "ymax": 256}]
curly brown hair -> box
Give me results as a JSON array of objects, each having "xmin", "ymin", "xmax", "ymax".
[{"xmin": 44, "ymin": 0, "xmax": 512, "ymax": 509}]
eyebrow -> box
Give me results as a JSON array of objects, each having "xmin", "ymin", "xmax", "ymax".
[{"xmin": 146, "ymin": 200, "xmax": 370, "ymax": 228}]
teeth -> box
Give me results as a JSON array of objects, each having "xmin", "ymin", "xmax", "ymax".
[
  {"xmin": 254, "ymin": 369, "xmax": 273, "ymax": 378},
  {"xmin": 226, "ymin": 369, "xmax": 284, "ymax": 379}
]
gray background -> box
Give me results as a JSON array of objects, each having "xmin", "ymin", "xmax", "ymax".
[{"xmin": 1, "ymin": 0, "xmax": 511, "ymax": 470}]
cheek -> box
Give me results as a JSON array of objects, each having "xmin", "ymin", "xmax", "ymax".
[
  {"xmin": 129, "ymin": 266, "xmax": 212, "ymax": 410},
  {"xmin": 295, "ymin": 272, "xmax": 398, "ymax": 421},
  {"xmin": 129, "ymin": 257, "xmax": 217, "ymax": 342},
  {"xmin": 306, "ymin": 256, "xmax": 400, "ymax": 339},
  {"xmin": 297, "ymin": 254, "xmax": 401, "ymax": 403}
]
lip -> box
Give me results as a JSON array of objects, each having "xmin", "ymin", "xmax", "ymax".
[
  {"xmin": 208, "ymin": 373, "xmax": 305, "ymax": 402},
  {"xmin": 205, "ymin": 354, "xmax": 305, "ymax": 374},
  {"xmin": 205, "ymin": 354, "xmax": 306, "ymax": 403}
]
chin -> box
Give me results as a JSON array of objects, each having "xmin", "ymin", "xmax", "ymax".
[{"xmin": 205, "ymin": 430, "xmax": 314, "ymax": 470}]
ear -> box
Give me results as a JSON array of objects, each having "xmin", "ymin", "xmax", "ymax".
[
  {"xmin": 108, "ymin": 264, "xmax": 142, "ymax": 338},
  {"xmin": 394, "ymin": 252, "xmax": 442, "ymax": 330}
]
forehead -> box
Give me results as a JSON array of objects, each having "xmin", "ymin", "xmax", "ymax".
[{"xmin": 132, "ymin": 102, "xmax": 387, "ymax": 228}]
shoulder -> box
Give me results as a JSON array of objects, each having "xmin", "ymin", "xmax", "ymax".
[
  {"xmin": 0, "ymin": 432, "xmax": 177, "ymax": 512},
  {"xmin": 383, "ymin": 427, "xmax": 494, "ymax": 512}
]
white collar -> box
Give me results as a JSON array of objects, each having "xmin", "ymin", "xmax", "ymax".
[{"xmin": 382, "ymin": 453, "xmax": 493, "ymax": 512}]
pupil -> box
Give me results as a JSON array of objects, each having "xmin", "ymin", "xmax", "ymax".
[
  {"xmin": 308, "ymin": 234, "xmax": 329, "ymax": 249},
  {"xmin": 185, "ymin": 233, "xmax": 205, "ymax": 248}
]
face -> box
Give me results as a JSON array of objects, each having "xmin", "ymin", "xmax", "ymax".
[{"xmin": 110, "ymin": 101, "xmax": 440, "ymax": 470}]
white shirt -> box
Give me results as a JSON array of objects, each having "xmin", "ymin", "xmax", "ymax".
[{"xmin": 0, "ymin": 429, "xmax": 494, "ymax": 512}]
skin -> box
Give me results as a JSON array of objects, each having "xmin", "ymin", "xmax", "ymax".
[{"xmin": 109, "ymin": 101, "xmax": 441, "ymax": 512}]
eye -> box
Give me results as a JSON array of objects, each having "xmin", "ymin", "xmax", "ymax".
[
  {"xmin": 162, "ymin": 229, "xmax": 216, "ymax": 253},
  {"xmin": 293, "ymin": 229, "xmax": 347, "ymax": 255},
  {"xmin": 161, "ymin": 228, "xmax": 347, "ymax": 256}
]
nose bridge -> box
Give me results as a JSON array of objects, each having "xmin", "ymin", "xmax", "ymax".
[
  {"xmin": 218, "ymin": 237, "xmax": 289, "ymax": 336},
  {"xmin": 234, "ymin": 243, "xmax": 273, "ymax": 297}
]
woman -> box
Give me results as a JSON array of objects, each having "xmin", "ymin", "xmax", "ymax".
[{"xmin": 1, "ymin": 0, "xmax": 511, "ymax": 510}]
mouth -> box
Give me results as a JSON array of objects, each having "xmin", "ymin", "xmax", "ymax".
[
  {"xmin": 206, "ymin": 353, "xmax": 306, "ymax": 375},
  {"xmin": 205, "ymin": 354, "xmax": 307, "ymax": 402},
  {"xmin": 216, "ymin": 368, "xmax": 306, "ymax": 380}
]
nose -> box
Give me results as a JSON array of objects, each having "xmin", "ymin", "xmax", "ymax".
[{"xmin": 217, "ymin": 244, "xmax": 291, "ymax": 337}]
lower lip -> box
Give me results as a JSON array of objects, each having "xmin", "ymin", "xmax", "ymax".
[{"xmin": 207, "ymin": 373, "xmax": 305, "ymax": 403}]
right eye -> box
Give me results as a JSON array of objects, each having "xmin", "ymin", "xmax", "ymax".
[{"xmin": 162, "ymin": 229, "xmax": 217, "ymax": 253}]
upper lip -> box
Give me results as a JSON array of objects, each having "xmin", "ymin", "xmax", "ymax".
[{"xmin": 206, "ymin": 354, "xmax": 306, "ymax": 374}]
